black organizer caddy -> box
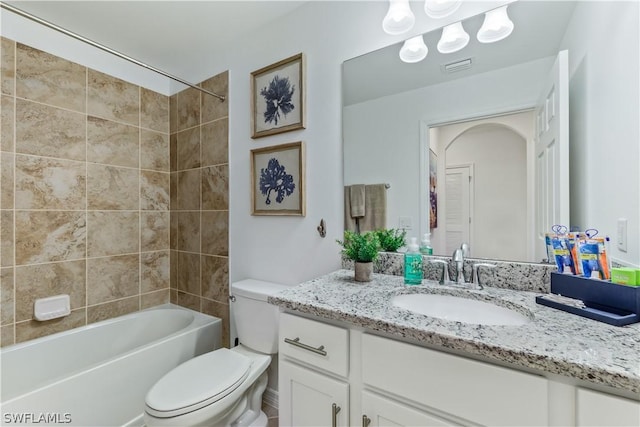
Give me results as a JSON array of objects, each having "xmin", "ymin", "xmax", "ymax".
[{"xmin": 535, "ymin": 272, "xmax": 640, "ymax": 326}]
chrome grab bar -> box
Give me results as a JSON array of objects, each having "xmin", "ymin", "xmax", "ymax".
[{"xmin": 283, "ymin": 337, "xmax": 327, "ymax": 356}]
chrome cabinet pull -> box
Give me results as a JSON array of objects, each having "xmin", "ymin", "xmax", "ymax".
[
  {"xmin": 283, "ymin": 337, "xmax": 327, "ymax": 356},
  {"xmin": 332, "ymin": 403, "xmax": 341, "ymax": 427},
  {"xmin": 362, "ymin": 414, "xmax": 371, "ymax": 427}
]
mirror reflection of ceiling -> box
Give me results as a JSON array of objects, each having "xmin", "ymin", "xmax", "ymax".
[{"xmin": 344, "ymin": 1, "xmax": 576, "ymax": 107}]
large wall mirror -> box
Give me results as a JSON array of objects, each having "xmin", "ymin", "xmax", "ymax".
[{"xmin": 343, "ymin": 1, "xmax": 639, "ymax": 266}]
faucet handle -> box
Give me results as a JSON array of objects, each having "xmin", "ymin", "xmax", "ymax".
[
  {"xmin": 428, "ymin": 259, "xmax": 449, "ymax": 285},
  {"xmin": 472, "ymin": 263, "xmax": 497, "ymax": 290},
  {"xmin": 460, "ymin": 242, "xmax": 470, "ymax": 258}
]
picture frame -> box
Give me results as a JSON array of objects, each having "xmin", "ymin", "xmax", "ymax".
[
  {"xmin": 429, "ymin": 149, "xmax": 438, "ymax": 229},
  {"xmin": 251, "ymin": 53, "xmax": 306, "ymax": 139},
  {"xmin": 251, "ymin": 141, "xmax": 305, "ymax": 216}
]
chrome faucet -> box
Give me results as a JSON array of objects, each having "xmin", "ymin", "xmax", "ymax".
[
  {"xmin": 471, "ymin": 263, "xmax": 497, "ymax": 290},
  {"xmin": 429, "ymin": 259, "xmax": 450, "ymax": 285},
  {"xmin": 452, "ymin": 248, "xmax": 465, "ymax": 285}
]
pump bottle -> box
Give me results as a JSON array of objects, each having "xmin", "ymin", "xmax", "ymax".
[{"xmin": 404, "ymin": 237, "xmax": 423, "ymax": 285}]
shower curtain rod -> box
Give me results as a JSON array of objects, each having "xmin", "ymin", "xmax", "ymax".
[{"xmin": 0, "ymin": 1, "xmax": 226, "ymax": 101}]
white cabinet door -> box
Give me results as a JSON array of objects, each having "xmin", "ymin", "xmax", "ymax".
[
  {"xmin": 279, "ymin": 359, "xmax": 349, "ymax": 427},
  {"xmin": 576, "ymin": 388, "xmax": 640, "ymax": 427},
  {"xmin": 362, "ymin": 390, "xmax": 459, "ymax": 427}
]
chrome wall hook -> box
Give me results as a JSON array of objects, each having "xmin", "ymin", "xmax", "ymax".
[{"xmin": 317, "ymin": 219, "xmax": 326, "ymax": 238}]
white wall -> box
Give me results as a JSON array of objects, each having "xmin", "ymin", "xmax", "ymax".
[
  {"xmin": 561, "ymin": 1, "xmax": 640, "ymax": 267},
  {"xmin": 344, "ymin": 56, "xmax": 551, "ymax": 244},
  {"xmin": 440, "ymin": 123, "xmax": 528, "ymax": 261}
]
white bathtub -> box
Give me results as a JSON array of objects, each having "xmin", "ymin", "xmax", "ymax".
[{"xmin": 1, "ymin": 304, "xmax": 221, "ymax": 426}]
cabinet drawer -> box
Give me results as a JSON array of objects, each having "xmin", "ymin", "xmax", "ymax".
[
  {"xmin": 362, "ymin": 333, "xmax": 548, "ymax": 426},
  {"xmin": 576, "ymin": 388, "xmax": 640, "ymax": 426},
  {"xmin": 279, "ymin": 312, "xmax": 349, "ymax": 377}
]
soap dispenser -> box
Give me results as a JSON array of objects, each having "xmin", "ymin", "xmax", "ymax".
[
  {"xmin": 420, "ymin": 233, "xmax": 433, "ymax": 255},
  {"xmin": 404, "ymin": 237, "xmax": 423, "ymax": 285}
]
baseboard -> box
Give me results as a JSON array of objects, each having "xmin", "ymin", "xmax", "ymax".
[{"xmin": 263, "ymin": 387, "xmax": 278, "ymax": 409}]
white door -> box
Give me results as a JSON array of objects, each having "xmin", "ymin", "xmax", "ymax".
[
  {"xmin": 445, "ymin": 165, "xmax": 472, "ymax": 255},
  {"xmin": 362, "ymin": 390, "xmax": 457, "ymax": 427},
  {"xmin": 279, "ymin": 360, "xmax": 349, "ymax": 427},
  {"xmin": 535, "ymin": 50, "xmax": 569, "ymax": 261}
]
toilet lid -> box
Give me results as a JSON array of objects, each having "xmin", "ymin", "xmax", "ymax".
[{"xmin": 145, "ymin": 348, "xmax": 252, "ymax": 418}]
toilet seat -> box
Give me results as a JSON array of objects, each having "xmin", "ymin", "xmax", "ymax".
[{"xmin": 145, "ymin": 348, "xmax": 252, "ymax": 419}]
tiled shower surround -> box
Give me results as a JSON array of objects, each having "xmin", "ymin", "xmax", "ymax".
[{"xmin": 0, "ymin": 37, "xmax": 230, "ymax": 346}]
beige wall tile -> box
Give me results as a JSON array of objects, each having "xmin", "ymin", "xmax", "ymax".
[
  {"xmin": 15, "ymin": 211, "xmax": 86, "ymax": 265},
  {"xmin": 87, "ymin": 164, "xmax": 138, "ymax": 210},
  {"xmin": 177, "ymin": 211, "xmax": 200, "ymax": 253},
  {"xmin": 201, "ymin": 255, "xmax": 228, "ymax": 303},
  {"xmin": 87, "ymin": 69, "xmax": 139, "ymax": 125},
  {"xmin": 1, "ymin": 95, "xmax": 15, "ymax": 152},
  {"xmin": 170, "ymin": 210, "xmax": 178, "ymax": 250},
  {"xmin": 177, "ymin": 169, "xmax": 201, "ymax": 210},
  {"xmin": 1, "ymin": 37, "xmax": 15, "ymax": 96},
  {"xmin": 176, "ymin": 127, "xmax": 200, "ymax": 170},
  {"xmin": 141, "ymin": 250, "xmax": 169, "ymax": 293},
  {"xmin": 87, "ymin": 211, "xmax": 139, "ymax": 257},
  {"xmin": 201, "ymin": 211, "xmax": 228, "ymax": 257},
  {"xmin": 87, "ymin": 296, "xmax": 138, "ymax": 324},
  {"xmin": 15, "ymin": 260, "xmax": 86, "ymax": 321},
  {"xmin": 202, "ymin": 165, "xmax": 229, "ymax": 210},
  {"xmin": 142, "ymin": 212, "xmax": 169, "ymax": 252},
  {"xmin": 141, "ymin": 170, "xmax": 169, "ymax": 211},
  {"xmin": 1, "ymin": 152, "xmax": 14, "ymax": 209},
  {"xmin": 16, "ymin": 99, "xmax": 86, "ymax": 161},
  {"xmin": 177, "ymin": 251, "xmax": 200, "ymax": 295},
  {"xmin": 0, "ymin": 211, "xmax": 13, "ymax": 267},
  {"xmin": 201, "ymin": 298, "xmax": 229, "ymax": 348},
  {"xmin": 16, "ymin": 309, "xmax": 85, "ymax": 343},
  {"xmin": 170, "ymin": 133, "xmax": 177, "ymax": 172},
  {"xmin": 170, "ymin": 288, "xmax": 178, "ymax": 304},
  {"xmin": 170, "ymin": 250, "xmax": 178, "ymax": 289},
  {"xmin": 169, "ymin": 95, "xmax": 177, "ymax": 135},
  {"xmin": 177, "ymin": 291, "xmax": 200, "ymax": 312},
  {"xmin": 141, "ymin": 289, "xmax": 169, "ymax": 309},
  {"xmin": 141, "ymin": 130, "xmax": 169, "ymax": 172},
  {"xmin": 15, "ymin": 155, "xmax": 86, "ymax": 210},
  {"xmin": 1, "ymin": 267, "xmax": 14, "ymax": 325},
  {"xmin": 177, "ymin": 87, "xmax": 200, "ymax": 131},
  {"xmin": 87, "ymin": 255, "xmax": 139, "ymax": 305},
  {"xmin": 1, "ymin": 324, "xmax": 15, "ymax": 347},
  {"xmin": 201, "ymin": 118, "xmax": 228, "ymax": 167},
  {"xmin": 87, "ymin": 116, "xmax": 139, "ymax": 168},
  {"xmin": 201, "ymin": 71, "xmax": 228, "ymax": 124},
  {"xmin": 16, "ymin": 43, "xmax": 86, "ymax": 113},
  {"xmin": 170, "ymin": 172, "xmax": 177, "ymax": 211},
  {"xmin": 141, "ymin": 88, "xmax": 169, "ymax": 133}
]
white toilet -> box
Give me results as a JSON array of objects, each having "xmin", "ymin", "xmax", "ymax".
[{"xmin": 144, "ymin": 279, "xmax": 288, "ymax": 427}]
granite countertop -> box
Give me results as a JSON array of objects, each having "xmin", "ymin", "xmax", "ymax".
[{"xmin": 268, "ymin": 269, "xmax": 640, "ymax": 395}]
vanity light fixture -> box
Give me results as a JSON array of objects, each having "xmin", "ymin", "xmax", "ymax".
[
  {"xmin": 424, "ymin": 0, "xmax": 462, "ymax": 19},
  {"xmin": 437, "ymin": 21, "xmax": 469, "ymax": 54},
  {"xmin": 383, "ymin": 0, "xmax": 415, "ymax": 35},
  {"xmin": 477, "ymin": 5, "xmax": 514, "ymax": 43},
  {"xmin": 399, "ymin": 35, "xmax": 429, "ymax": 63}
]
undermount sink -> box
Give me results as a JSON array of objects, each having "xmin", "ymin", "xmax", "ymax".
[{"xmin": 392, "ymin": 293, "xmax": 532, "ymax": 326}]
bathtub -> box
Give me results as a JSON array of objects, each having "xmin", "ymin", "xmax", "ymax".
[{"xmin": 1, "ymin": 304, "xmax": 221, "ymax": 426}]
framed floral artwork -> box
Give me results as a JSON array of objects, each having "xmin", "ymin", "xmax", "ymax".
[
  {"xmin": 251, "ymin": 53, "xmax": 305, "ymax": 139},
  {"xmin": 251, "ymin": 141, "xmax": 305, "ymax": 216}
]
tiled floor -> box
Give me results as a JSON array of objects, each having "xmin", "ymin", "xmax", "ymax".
[{"xmin": 263, "ymin": 401, "xmax": 278, "ymax": 427}]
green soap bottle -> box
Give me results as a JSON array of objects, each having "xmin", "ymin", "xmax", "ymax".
[{"xmin": 404, "ymin": 237, "xmax": 423, "ymax": 285}]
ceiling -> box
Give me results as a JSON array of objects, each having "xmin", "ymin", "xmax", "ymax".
[{"xmin": 2, "ymin": 1, "xmax": 308, "ymax": 79}]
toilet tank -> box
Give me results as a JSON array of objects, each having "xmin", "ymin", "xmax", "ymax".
[{"xmin": 231, "ymin": 279, "xmax": 289, "ymax": 354}]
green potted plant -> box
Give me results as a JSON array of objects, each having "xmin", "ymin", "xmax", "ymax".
[
  {"xmin": 375, "ymin": 228, "xmax": 407, "ymax": 252},
  {"xmin": 336, "ymin": 230, "xmax": 380, "ymax": 282}
]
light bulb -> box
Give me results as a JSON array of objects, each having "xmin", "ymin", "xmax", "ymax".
[
  {"xmin": 477, "ymin": 5, "xmax": 514, "ymax": 43},
  {"xmin": 424, "ymin": 0, "xmax": 462, "ymax": 19},
  {"xmin": 383, "ymin": 0, "xmax": 415, "ymax": 35},
  {"xmin": 399, "ymin": 35, "xmax": 428, "ymax": 63},
  {"xmin": 437, "ymin": 22, "xmax": 469, "ymax": 54}
]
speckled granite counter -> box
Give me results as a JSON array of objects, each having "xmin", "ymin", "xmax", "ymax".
[{"xmin": 269, "ymin": 270, "xmax": 640, "ymax": 395}]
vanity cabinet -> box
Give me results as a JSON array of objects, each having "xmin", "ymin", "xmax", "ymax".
[
  {"xmin": 279, "ymin": 313, "xmax": 350, "ymax": 426},
  {"xmin": 576, "ymin": 388, "xmax": 640, "ymax": 426},
  {"xmin": 279, "ymin": 311, "xmax": 639, "ymax": 427}
]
